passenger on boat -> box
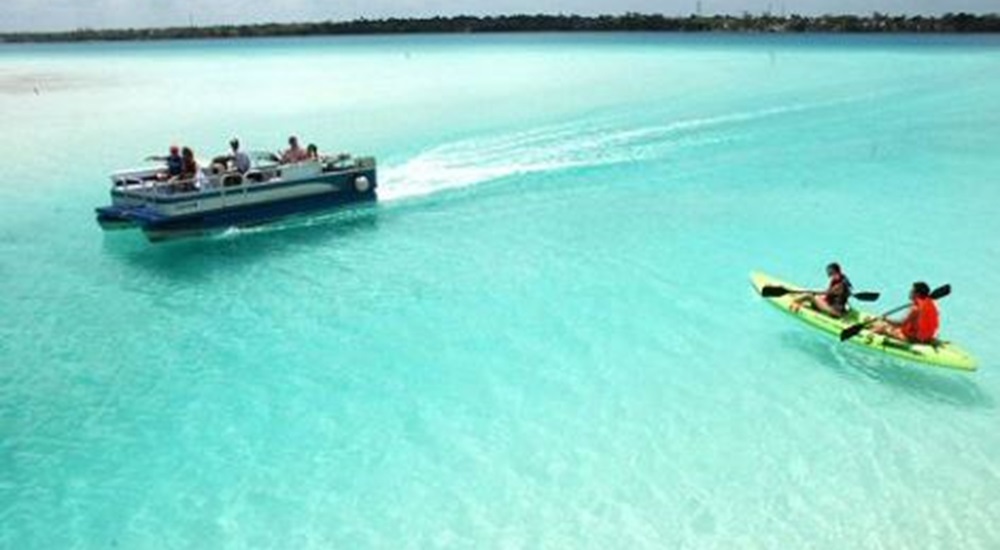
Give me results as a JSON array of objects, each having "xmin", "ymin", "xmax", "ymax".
[
  {"xmin": 306, "ymin": 143, "xmax": 319, "ymax": 161},
  {"xmin": 281, "ymin": 136, "xmax": 310, "ymax": 164},
  {"xmin": 867, "ymin": 282, "xmax": 940, "ymax": 343},
  {"xmin": 179, "ymin": 147, "xmax": 197, "ymax": 178},
  {"xmin": 235, "ymin": 140, "xmax": 251, "ymax": 173},
  {"xmin": 146, "ymin": 145, "xmax": 183, "ymax": 180},
  {"xmin": 210, "ymin": 138, "xmax": 250, "ymax": 174},
  {"xmin": 175, "ymin": 147, "xmax": 207, "ymax": 191}
]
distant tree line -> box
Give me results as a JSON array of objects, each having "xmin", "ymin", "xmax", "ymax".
[{"xmin": 2, "ymin": 12, "xmax": 999, "ymax": 43}]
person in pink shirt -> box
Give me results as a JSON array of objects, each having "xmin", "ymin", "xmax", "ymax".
[{"xmin": 281, "ymin": 135, "xmax": 310, "ymax": 164}]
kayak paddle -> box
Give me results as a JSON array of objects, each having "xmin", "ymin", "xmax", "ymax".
[
  {"xmin": 839, "ymin": 284, "xmax": 951, "ymax": 342},
  {"xmin": 760, "ymin": 285, "xmax": 880, "ymax": 302}
]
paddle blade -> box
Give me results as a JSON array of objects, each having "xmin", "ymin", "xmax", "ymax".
[
  {"xmin": 931, "ymin": 284, "xmax": 951, "ymax": 300},
  {"xmin": 760, "ymin": 285, "xmax": 791, "ymax": 298},
  {"xmin": 852, "ymin": 291, "xmax": 880, "ymax": 302},
  {"xmin": 840, "ymin": 323, "xmax": 865, "ymax": 342}
]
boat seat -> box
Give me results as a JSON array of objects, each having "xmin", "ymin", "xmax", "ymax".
[
  {"xmin": 222, "ymin": 173, "xmax": 243, "ymax": 187},
  {"xmin": 115, "ymin": 176, "xmax": 144, "ymax": 187}
]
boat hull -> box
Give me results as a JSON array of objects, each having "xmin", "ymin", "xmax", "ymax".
[{"xmin": 142, "ymin": 186, "xmax": 375, "ymax": 241}]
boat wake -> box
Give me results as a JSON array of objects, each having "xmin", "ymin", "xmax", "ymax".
[{"xmin": 379, "ymin": 99, "xmax": 850, "ymax": 202}]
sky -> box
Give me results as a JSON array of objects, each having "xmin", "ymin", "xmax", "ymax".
[{"xmin": 1, "ymin": 0, "xmax": 997, "ymax": 33}]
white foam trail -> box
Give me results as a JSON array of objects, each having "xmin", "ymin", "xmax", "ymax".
[
  {"xmin": 379, "ymin": 99, "xmax": 849, "ymax": 202},
  {"xmin": 379, "ymin": 122, "xmax": 622, "ymax": 201}
]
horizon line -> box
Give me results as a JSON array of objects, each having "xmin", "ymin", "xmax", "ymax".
[{"xmin": 3, "ymin": 11, "xmax": 998, "ymax": 39}]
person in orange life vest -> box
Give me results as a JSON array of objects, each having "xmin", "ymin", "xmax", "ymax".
[
  {"xmin": 790, "ymin": 262, "xmax": 853, "ymax": 318},
  {"xmin": 869, "ymin": 281, "xmax": 940, "ymax": 343}
]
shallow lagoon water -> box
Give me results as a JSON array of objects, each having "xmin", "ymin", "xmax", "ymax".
[{"xmin": 2, "ymin": 34, "xmax": 1000, "ymax": 547}]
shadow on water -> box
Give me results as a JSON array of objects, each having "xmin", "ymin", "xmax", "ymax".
[
  {"xmin": 779, "ymin": 332, "xmax": 993, "ymax": 410},
  {"xmin": 100, "ymin": 205, "xmax": 382, "ymax": 277}
]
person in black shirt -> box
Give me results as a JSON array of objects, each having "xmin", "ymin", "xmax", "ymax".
[
  {"xmin": 147, "ymin": 145, "xmax": 183, "ymax": 179},
  {"xmin": 790, "ymin": 262, "xmax": 853, "ymax": 318}
]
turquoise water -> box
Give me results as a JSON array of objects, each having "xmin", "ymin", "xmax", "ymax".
[{"xmin": 2, "ymin": 34, "xmax": 1000, "ymax": 547}]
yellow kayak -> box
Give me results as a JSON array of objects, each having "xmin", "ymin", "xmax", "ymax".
[{"xmin": 751, "ymin": 271, "xmax": 976, "ymax": 371}]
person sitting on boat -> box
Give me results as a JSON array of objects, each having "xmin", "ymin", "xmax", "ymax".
[
  {"xmin": 174, "ymin": 146, "xmax": 209, "ymax": 191},
  {"xmin": 210, "ymin": 138, "xmax": 251, "ymax": 174},
  {"xmin": 281, "ymin": 135, "xmax": 310, "ymax": 164},
  {"xmin": 146, "ymin": 145, "xmax": 183, "ymax": 180},
  {"xmin": 306, "ymin": 143, "xmax": 319, "ymax": 161},
  {"xmin": 867, "ymin": 282, "xmax": 940, "ymax": 343},
  {"xmin": 231, "ymin": 139, "xmax": 251, "ymax": 173},
  {"xmin": 216, "ymin": 138, "xmax": 252, "ymax": 173},
  {"xmin": 790, "ymin": 262, "xmax": 853, "ymax": 318}
]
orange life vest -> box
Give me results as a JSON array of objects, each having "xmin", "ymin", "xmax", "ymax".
[{"xmin": 901, "ymin": 297, "xmax": 939, "ymax": 343}]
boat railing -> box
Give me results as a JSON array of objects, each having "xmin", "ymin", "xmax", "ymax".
[
  {"xmin": 353, "ymin": 156, "xmax": 376, "ymax": 170},
  {"xmin": 109, "ymin": 155, "xmax": 371, "ymax": 203},
  {"xmin": 113, "ymin": 176, "xmax": 198, "ymax": 197},
  {"xmin": 113, "ymin": 167, "xmax": 278, "ymax": 199}
]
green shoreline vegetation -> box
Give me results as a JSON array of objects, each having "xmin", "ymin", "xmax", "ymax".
[{"xmin": 2, "ymin": 12, "xmax": 999, "ymax": 43}]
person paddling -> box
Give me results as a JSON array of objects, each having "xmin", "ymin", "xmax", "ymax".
[
  {"xmin": 790, "ymin": 262, "xmax": 853, "ymax": 318},
  {"xmin": 867, "ymin": 282, "xmax": 939, "ymax": 343}
]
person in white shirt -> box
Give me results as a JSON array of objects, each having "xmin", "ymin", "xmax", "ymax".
[{"xmin": 229, "ymin": 138, "xmax": 251, "ymax": 173}]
